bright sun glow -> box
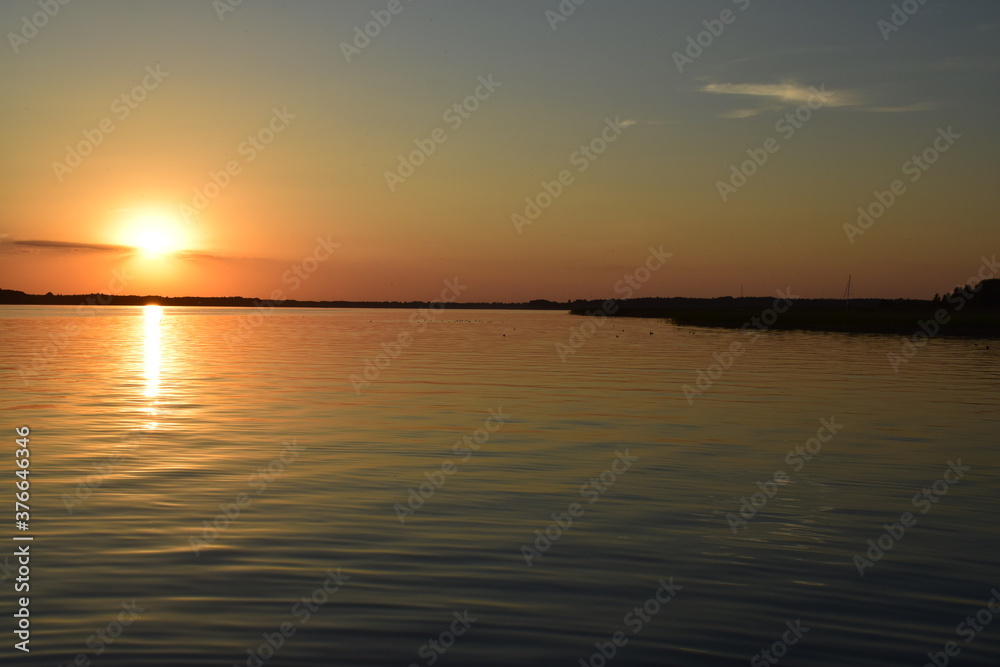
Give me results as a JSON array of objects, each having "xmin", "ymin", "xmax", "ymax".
[{"xmin": 122, "ymin": 211, "xmax": 185, "ymax": 256}]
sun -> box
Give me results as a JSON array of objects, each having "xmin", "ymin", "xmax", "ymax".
[{"xmin": 121, "ymin": 211, "xmax": 185, "ymax": 256}]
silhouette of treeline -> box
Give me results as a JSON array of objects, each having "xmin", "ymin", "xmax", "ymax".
[
  {"xmin": 4, "ymin": 279, "xmax": 999, "ymax": 335},
  {"xmin": 0, "ymin": 289, "xmax": 573, "ymax": 310},
  {"xmin": 568, "ymin": 279, "xmax": 1000, "ymax": 337}
]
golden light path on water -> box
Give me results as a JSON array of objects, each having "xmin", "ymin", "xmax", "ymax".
[
  {"xmin": 143, "ymin": 304, "xmax": 163, "ymax": 427},
  {"xmin": 1, "ymin": 307, "xmax": 999, "ymax": 665}
]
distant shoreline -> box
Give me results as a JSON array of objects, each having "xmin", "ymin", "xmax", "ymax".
[
  {"xmin": 4, "ymin": 288, "xmax": 1000, "ymax": 337},
  {"xmin": 0, "ymin": 289, "xmax": 571, "ymax": 311}
]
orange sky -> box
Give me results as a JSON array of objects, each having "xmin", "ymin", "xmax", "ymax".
[{"xmin": 2, "ymin": 1, "xmax": 999, "ymax": 301}]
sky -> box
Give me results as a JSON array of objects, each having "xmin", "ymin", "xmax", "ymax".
[{"xmin": 1, "ymin": 0, "xmax": 998, "ymax": 302}]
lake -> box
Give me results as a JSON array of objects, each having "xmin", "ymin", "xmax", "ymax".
[{"xmin": 2, "ymin": 305, "xmax": 998, "ymax": 666}]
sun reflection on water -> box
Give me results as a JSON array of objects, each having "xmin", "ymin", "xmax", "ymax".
[{"xmin": 143, "ymin": 305, "xmax": 163, "ymax": 427}]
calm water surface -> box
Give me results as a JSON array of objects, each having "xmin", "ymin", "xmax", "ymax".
[{"xmin": 1, "ymin": 305, "xmax": 998, "ymax": 666}]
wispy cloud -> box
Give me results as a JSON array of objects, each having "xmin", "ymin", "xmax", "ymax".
[
  {"xmin": 700, "ymin": 82, "xmax": 860, "ymax": 107},
  {"xmin": 1, "ymin": 239, "xmax": 229, "ymax": 261},
  {"xmin": 718, "ymin": 107, "xmax": 773, "ymax": 119},
  {"xmin": 700, "ymin": 80, "xmax": 941, "ymax": 117},
  {"xmin": 6, "ymin": 240, "xmax": 132, "ymax": 252},
  {"xmin": 173, "ymin": 250, "xmax": 230, "ymax": 261},
  {"xmin": 618, "ymin": 118, "xmax": 675, "ymax": 127}
]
